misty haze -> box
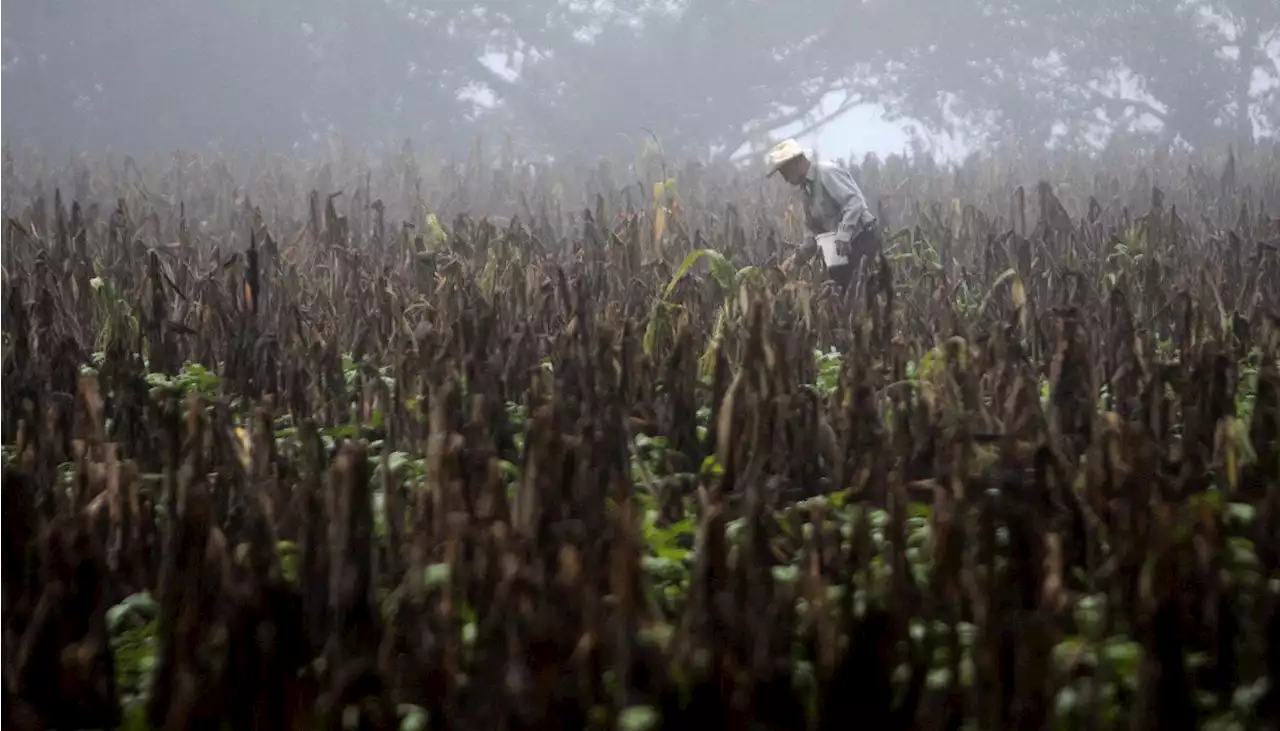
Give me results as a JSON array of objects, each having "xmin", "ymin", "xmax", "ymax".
[{"xmin": 2, "ymin": 2, "xmax": 1279, "ymax": 730}]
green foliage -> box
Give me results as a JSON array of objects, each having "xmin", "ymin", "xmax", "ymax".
[
  {"xmin": 277, "ymin": 541, "xmax": 300, "ymax": 584},
  {"xmin": 1236, "ymin": 347, "xmax": 1261, "ymax": 422},
  {"xmin": 108, "ymin": 593, "xmax": 160, "ymax": 717},
  {"xmin": 862, "ymin": 0, "xmax": 1277, "ymax": 147},
  {"xmin": 89, "ymin": 274, "xmax": 140, "ymax": 354},
  {"xmin": 92, "ymin": 372, "xmax": 1262, "ymax": 714},
  {"xmin": 664, "ymin": 249, "xmax": 737, "ymax": 299},
  {"xmin": 12, "ymin": 143, "xmax": 1279, "ymax": 731},
  {"xmin": 424, "ymin": 213, "xmax": 448, "ymax": 249},
  {"xmin": 813, "ymin": 348, "xmax": 842, "ymax": 397},
  {"xmin": 423, "ymin": 563, "xmax": 452, "ymax": 590},
  {"xmin": 644, "ymin": 513, "xmax": 695, "ymax": 564},
  {"xmin": 618, "ymin": 705, "xmax": 659, "ymax": 731},
  {"xmin": 646, "ymin": 247, "xmax": 767, "ymax": 378},
  {"xmin": 145, "ymin": 362, "xmax": 221, "ymax": 399},
  {"xmin": 399, "ymin": 705, "xmax": 430, "ymax": 731}
]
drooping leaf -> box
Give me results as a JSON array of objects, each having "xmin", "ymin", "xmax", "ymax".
[{"xmin": 664, "ymin": 248, "xmax": 736, "ymax": 298}]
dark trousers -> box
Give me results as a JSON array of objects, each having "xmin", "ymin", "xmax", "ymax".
[{"xmin": 827, "ymin": 225, "xmax": 882, "ymax": 291}]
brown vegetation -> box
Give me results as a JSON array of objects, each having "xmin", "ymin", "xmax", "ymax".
[{"xmin": 2, "ymin": 142, "xmax": 1279, "ymax": 730}]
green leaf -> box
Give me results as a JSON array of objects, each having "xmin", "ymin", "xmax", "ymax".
[
  {"xmin": 653, "ymin": 544, "xmax": 690, "ymax": 563},
  {"xmin": 813, "ymin": 348, "xmax": 843, "ymax": 396},
  {"xmin": 699, "ymin": 455, "xmax": 724, "ymax": 477},
  {"xmin": 917, "ymin": 347, "xmax": 944, "ymax": 382},
  {"xmin": 425, "ymin": 213, "xmax": 447, "ymax": 247},
  {"xmin": 1073, "ymin": 595, "xmax": 1106, "ymax": 637},
  {"xmin": 399, "ymin": 705, "xmax": 430, "ymax": 731},
  {"xmin": 324, "ymin": 423, "xmax": 358, "ymax": 440},
  {"xmin": 908, "ymin": 502, "xmax": 932, "ymax": 520},
  {"xmin": 638, "ymin": 622, "xmax": 675, "ymax": 648},
  {"xmin": 107, "ymin": 604, "xmax": 132, "ymax": 634},
  {"xmin": 1055, "ymin": 686, "xmax": 1080, "ymax": 716},
  {"xmin": 664, "ymin": 249, "xmax": 737, "ymax": 298},
  {"xmin": 642, "ymin": 299, "xmax": 676, "ymax": 357},
  {"xmin": 121, "ymin": 701, "xmax": 150, "ymax": 731},
  {"xmin": 423, "ymin": 563, "xmax": 451, "ymax": 589},
  {"xmin": 1226, "ymin": 502, "xmax": 1256, "ymax": 525},
  {"xmin": 386, "ymin": 451, "xmax": 413, "ymax": 476},
  {"xmin": 145, "ymin": 372, "xmax": 174, "ymax": 390},
  {"xmin": 108, "ymin": 592, "xmax": 159, "ymax": 633},
  {"xmin": 278, "ymin": 541, "xmax": 300, "ymax": 584},
  {"xmin": 123, "ymin": 591, "xmax": 159, "ymax": 615},
  {"xmin": 642, "ymin": 556, "xmax": 686, "ymax": 582},
  {"xmin": 1101, "ymin": 639, "xmax": 1142, "ymax": 686},
  {"xmin": 705, "ymin": 253, "xmax": 737, "ymax": 294},
  {"xmin": 1191, "ymin": 490, "xmax": 1224, "ymax": 512},
  {"xmin": 498, "ymin": 460, "xmax": 521, "ymax": 482},
  {"xmin": 618, "ymin": 705, "xmax": 659, "ymax": 731},
  {"xmin": 734, "ymin": 265, "xmax": 762, "ymax": 286},
  {"xmin": 725, "ymin": 517, "xmax": 745, "ymax": 542},
  {"xmin": 1227, "ymin": 537, "xmax": 1259, "ymax": 569}
]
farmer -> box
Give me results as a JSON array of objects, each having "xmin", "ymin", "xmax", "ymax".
[{"xmin": 768, "ymin": 139, "xmax": 880, "ymax": 290}]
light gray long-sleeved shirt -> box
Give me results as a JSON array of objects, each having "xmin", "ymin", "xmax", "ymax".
[{"xmin": 798, "ymin": 160, "xmax": 875, "ymax": 259}]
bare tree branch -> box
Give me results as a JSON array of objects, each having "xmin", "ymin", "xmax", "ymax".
[
  {"xmin": 789, "ymin": 94, "xmax": 866, "ymax": 144},
  {"xmin": 725, "ymin": 91, "xmax": 866, "ymax": 164}
]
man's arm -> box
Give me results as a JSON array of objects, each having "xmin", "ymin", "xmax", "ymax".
[
  {"xmin": 781, "ymin": 229, "xmax": 817, "ymax": 272},
  {"xmin": 798, "ymin": 229, "xmax": 817, "ymax": 260},
  {"xmin": 820, "ymin": 165, "xmax": 872, "ymax": 247}
]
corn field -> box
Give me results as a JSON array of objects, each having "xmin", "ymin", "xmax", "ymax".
[{"xmin": 2, "ymin": 140, "xmax": 1279, "ymax": 731}]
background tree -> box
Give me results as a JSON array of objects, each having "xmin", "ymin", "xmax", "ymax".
[
  {"xmin": 472, "ymin": 0, "xmax": 864, "ymax": 161},
  {"xmin": 2, "ymin": 0, "xmax": 317, "ymax": 150},
  {"xmin": 849, "ymin": 0, "xmax": 1280, "ymax": 149},
  {"xmin": 1, "ymin": 0, "xmax": 504, "ymax": 152},
  {"xmin": 3, "ymin": 0, "xmax": 1276, "ymax": 158}
]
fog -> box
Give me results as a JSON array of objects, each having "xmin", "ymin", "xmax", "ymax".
[{"xmin": 3, "ymin": 0, "xmax": 1278, "ymax": 162}]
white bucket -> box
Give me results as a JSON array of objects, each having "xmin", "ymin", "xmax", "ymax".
[{"xmin": 815, "ymin": 232, "xmax": 847, "ymax": 268}]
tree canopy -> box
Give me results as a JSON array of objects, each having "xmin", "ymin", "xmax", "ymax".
[
  {"xmin": 857, "ymin": 0, "xmax": 1279, "ymax": 148},
  {"xmin": 3, "ymin": 0, "xmax": 1276, "ymax": 157}
]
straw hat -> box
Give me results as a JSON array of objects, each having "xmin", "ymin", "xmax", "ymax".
[{"xmin": 765, "ymin": 139, "xmax": 805, "ymax": 177}]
